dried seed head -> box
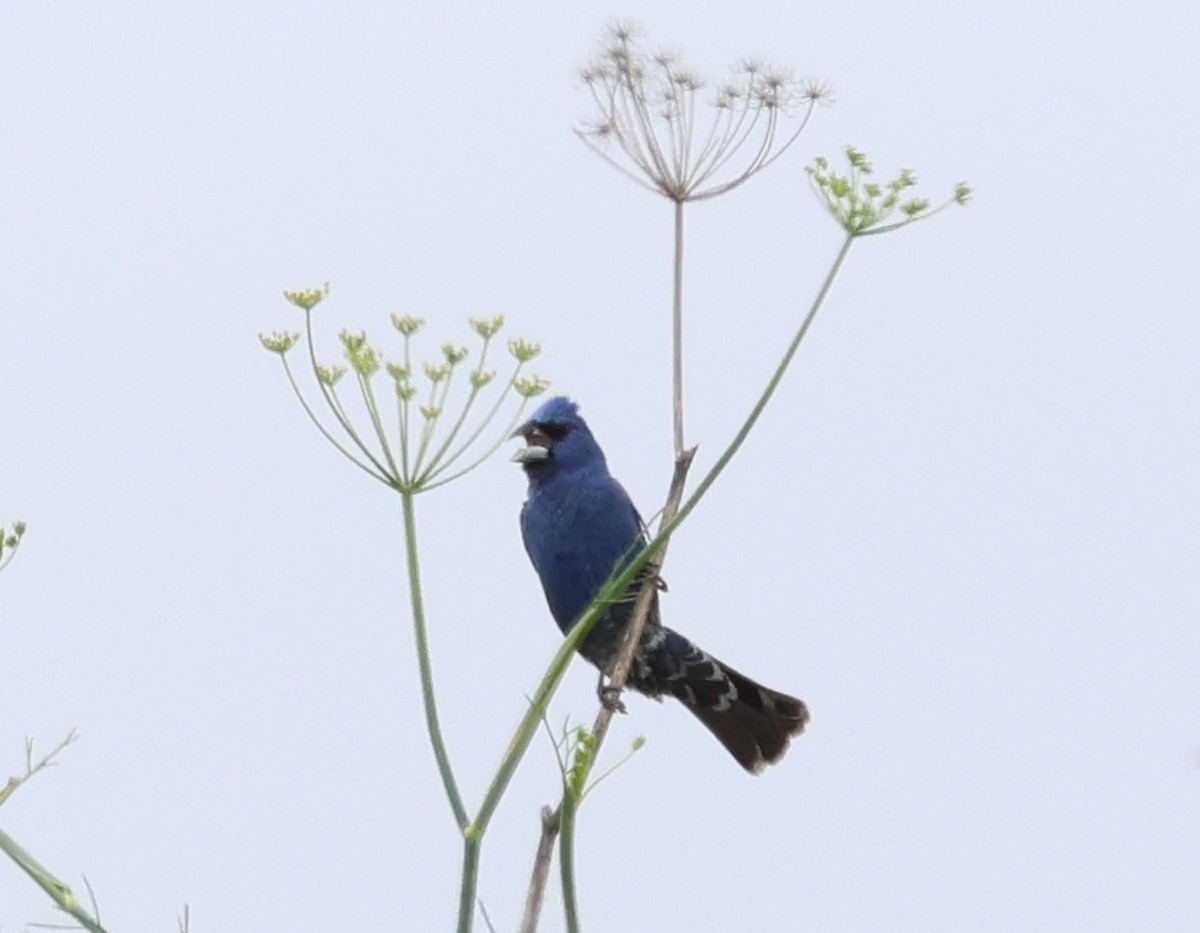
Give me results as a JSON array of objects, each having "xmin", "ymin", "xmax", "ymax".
[{"xmin": 576, "ymin": 27, "xmax": 826, "ymax": 203}]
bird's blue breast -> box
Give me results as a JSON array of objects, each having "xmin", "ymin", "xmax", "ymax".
[{"xmin": 519, "ymin": 469, "xmax": 643, "ymax": 633}]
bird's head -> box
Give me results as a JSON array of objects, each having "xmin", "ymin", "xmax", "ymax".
[{"xmin": 511, "ymin": 396, "xmax": 607, "ymax": 479}]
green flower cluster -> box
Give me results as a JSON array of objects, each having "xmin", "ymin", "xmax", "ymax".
[
  {"xmin": 807, "ymin": 146, "xmax": 971, "ymax": 236},
  {"xmin": 259, "ymin": 287, "xmax": 551, "ymax": 493}
]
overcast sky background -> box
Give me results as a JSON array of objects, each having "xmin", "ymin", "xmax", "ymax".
[{"xmin": 3, "ymin": 1, "xmax": 1198, "ymax": 931}]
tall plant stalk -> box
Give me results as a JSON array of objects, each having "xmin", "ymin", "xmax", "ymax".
[
  {"xmin": 400, "ymin": 491, "xmax": 468, "ymax": 829},
  {"xmin": 671, "ymin": 199, "xmax": 686, "ymax": 457},
  {"xmin": 262, "ymin": 115, "xmax": 968, "ymax": 933}
]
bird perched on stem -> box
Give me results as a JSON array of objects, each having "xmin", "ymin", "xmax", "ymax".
[{"xmin": 513, "ymin": 396, "xmax": 808, "ymax": 773}]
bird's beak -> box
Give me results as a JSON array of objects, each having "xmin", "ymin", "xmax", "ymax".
[
  {"xmin": 511, "ymin": 422, "xmax": 552, "ymax": 463},
  {"xmin": 512, "ymin": 445, "xmax": 550, "ymax": 463}
]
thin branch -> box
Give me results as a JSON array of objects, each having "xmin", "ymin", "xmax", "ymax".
[
  {"xmin": 594, "ymin": 450, "xmax": 693, "ymax": 746},
  {"xmin": 0, "ymin": 732, "xmax": 78, "ymax": 810},
  {"xmin": 518, "ymin": 806, "xmax": 561, "ymax": 933},
  {"xmin": 478, "ymin": 897, "xmax": 498, "ymax": 933}
]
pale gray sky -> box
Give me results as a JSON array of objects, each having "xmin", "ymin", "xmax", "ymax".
[{"xmin": 3, "ymin": 1, "xmax": 1198, "ymax": 931}]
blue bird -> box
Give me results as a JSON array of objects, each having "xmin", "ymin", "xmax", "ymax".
[{"xmin": 513, "ymin": 396, "xmax": 808, "ymax": 773}]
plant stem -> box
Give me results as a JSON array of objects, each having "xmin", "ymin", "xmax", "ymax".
[
  {"xmin": 470, "ymin": 615, "xmax": 586, "ymax": 836},
  {"xmin": 457, "ymin": 835, "xmax": 481, "ymax": 933},
  {"xmin": 669, "ymin": 233, "xmax": 855, "ymax": 528},
  {"xmin": 589, "ymin": 447, "xmax": 694, "ymax": 754},
  {"xmin": 423, "ymin": 393, "xmax": 534, "ymax": 492},
  {"xmin": 559, "ymin": 789, "xmax": 581, "ymax": 933},
  {"xmin": 671, "ymin": 198, "xmax": 686, "ymax": 458},
  {"xmin": 280, "ymin": 357, "xmax": 386, "ymax": 484},
  {"xmin": 399, "ymin": 491, "xmax": 468, "ymax": 829},
  {"xmin": 519, "ymin": 807, "xmax": 559, "ymax": 933},
  {"xmin": 301, "ymin": 310, "xmax": 391, "ymax": 478},
  {"xmin": 0, "ymin": 826, "xmax": 109, "ymax": 933},
  {"xmin": 357, "ymin": 370, "xmax": 401, "ymax": 480}
]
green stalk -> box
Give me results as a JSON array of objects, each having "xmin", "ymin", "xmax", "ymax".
[
  {"xmin": 559, "ymin": 789, "xmax": 581, "ymax": 933},
  {"xmin": 423, "ymin": 394, "xmax": 533, "ymax": 492},
  {"xmin": 666, "ymin": 233, "xmax": 855, "ymax": 532},
  {"xmin": 572, "ymin": 231, "xmax": 855, "ymax": 794},
  {"xmin": 280, "ymin": 356, "xmax": 386, "ymax": 484},
  {"xmin": 411, "ymin": 377, "xmax": 440, "ymax": 475},
  {"xmin": 400, "ymin": 491, "xmax": 467, "ymax": 828},
  {"xmin": 470, "ymin": 603, "xmax": 592, "ymax": 835},
  {"xmin": 0, "ymin": 826, "xmax": 109, "ymax": 933},
  {"xmin": 416, "ymin": 337, "xmax": 495, "ymax": 484},
  {"xmin": 457, "ymin": 835, "xmax": 482, "ymax": 933},
  {"xmin": 472, "ymin": 495, "xmax": 677, "ymax": 841},
  {"xmin": 301, "ymin": 310, "xmax": 390, "ymax": 478},
  {"xmin": 398, "ymin": 334, "xmax": 414, "ymax": 480},
  {"xmin": 429, "ymin": 361, "xmax": 525, "ymax": 478},
  {"xmin": 357, "ymin": 370, "xmax": 401, "ymax": 480}
]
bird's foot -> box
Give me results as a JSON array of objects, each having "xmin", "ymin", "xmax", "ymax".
[
  {"xmin": 599, "ymin": 685, "xmax": 627, "ymax": 713},
  {"xmin": 596, "ymin": 673, "xmax": 627, "ymax": 713}
]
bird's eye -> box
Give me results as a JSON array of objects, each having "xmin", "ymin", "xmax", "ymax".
[{"xmin": 539, "ymin": 422, "xmax": 572, "ymax": 443}]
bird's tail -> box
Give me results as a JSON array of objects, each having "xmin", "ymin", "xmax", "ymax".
[{"xmin": 643, "ymin": 629, "xmax": 809, "ymax": 773}]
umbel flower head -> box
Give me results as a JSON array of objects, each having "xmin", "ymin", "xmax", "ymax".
[
  {"xmin": 578, "ymin": 22, "xmax": 830, "ymax": 202},
  {"xmin": 260, "ymin": 286, "xmax": 550, "ymax": 494},
  {"xmin": 806, "ymin": 146, "xmax": 972, "ymax": 236}
]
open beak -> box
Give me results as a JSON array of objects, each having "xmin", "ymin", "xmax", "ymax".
[{"xmin": 511, "ymin": 423, "xmax": 552, "ymax": 463}]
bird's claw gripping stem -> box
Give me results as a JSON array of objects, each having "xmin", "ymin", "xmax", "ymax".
[{"xmin": 597, "ymin": 675, "xmax": 627, "ymax": 713}]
